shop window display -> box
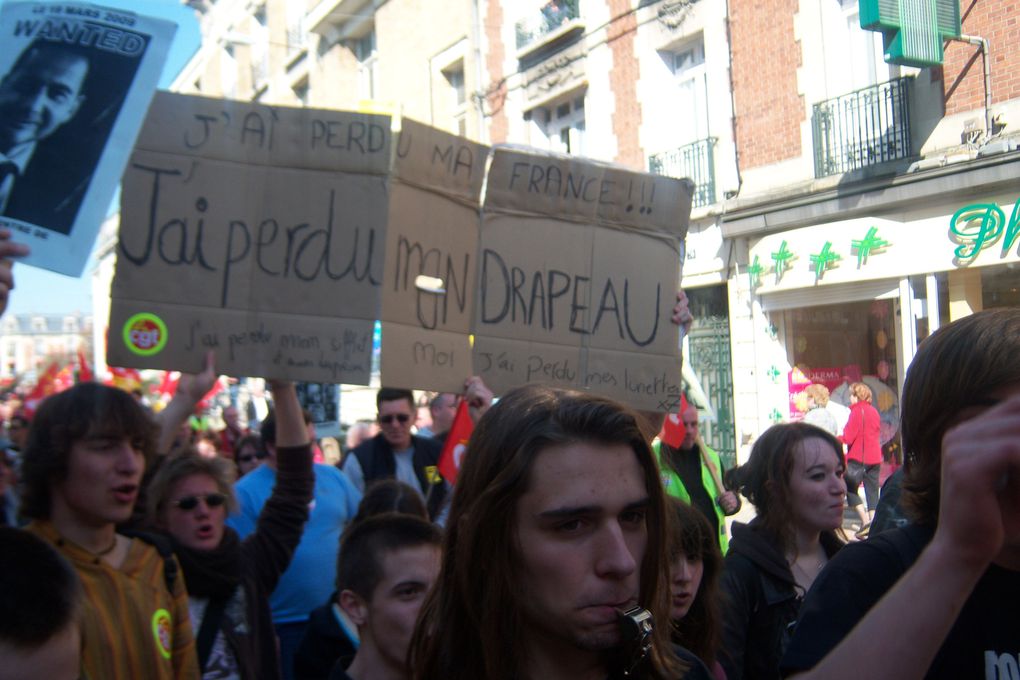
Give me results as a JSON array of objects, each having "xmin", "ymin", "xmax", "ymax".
[{"xmin": 780, "ymin": 300, "xmax": 900, "ymax": 467}]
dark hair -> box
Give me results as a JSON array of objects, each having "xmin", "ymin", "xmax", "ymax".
[
  {"xmin": 236, "ymin": 433, "xmax": 262, "ymax": 456},
  {"xmin": 901, "ymin": 308, "xmax": 1020, "ymax": 524},
  {"xmin": 411, "ymin": 384, "xmax": 684, "ymax": 680},
  {"xmin": 8, "ymin": 40, "xmax": 91, "ymax": 84},
  {"xmin": 377, "ymin": 387, "xmax": 415, "ymax": 411},
  {"xmin": 336, "ymin": 513, "xmax": 442, "ymax": 599},
  {"xmin": 353, "ymin": 479, "xmax": 429, "ymax": 524},
  {"xmin": 735, "ymin": 422, "xmax": 844, "ymax": 554},
  {"xmin": 666, "ymin": 499, "xmax": 723, "ymax": 667},
  {"xmin": 0, "ymin": 527, "xmax": 81, "ymax": 648},
  {"xmin": 20, "ymin": 383, "xmax": 158, "ymax": 519}
]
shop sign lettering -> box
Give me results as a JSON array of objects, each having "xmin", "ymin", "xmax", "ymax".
[{"xmin": 949, "ymin": 197, "xmax": 1020, "ymax": 263}]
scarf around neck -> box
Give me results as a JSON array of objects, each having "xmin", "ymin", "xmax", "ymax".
[{"xmin": 170, "ymin": 527, "xmax": 242, "ymax": 599}]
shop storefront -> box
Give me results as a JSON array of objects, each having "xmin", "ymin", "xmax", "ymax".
[{"xmin": 721, "ymin": 153, "xmax": 1020, "ymax": 465}]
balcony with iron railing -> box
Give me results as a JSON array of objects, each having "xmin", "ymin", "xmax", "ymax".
[
  {"xmin": 516, "ymin": 0, "xmax": 582, "ymax": 54},
  {"xmin": 812, "ymin": 76, "xmax": 913, "ymax": 178},
  {"xmin": 649, "ymin": 137, "xmax": 717, "ymax": 209}
]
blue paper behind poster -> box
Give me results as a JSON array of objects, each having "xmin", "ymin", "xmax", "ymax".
[{"xmin": 0, "ymin": 1, "xmax": 175, "ymax": 276}]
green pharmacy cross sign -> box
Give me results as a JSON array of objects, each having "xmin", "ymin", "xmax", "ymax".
[
  {"xmin": 771, "ymin": 241, "xmax": 795, "ymax": 283},
  {"xmin": 860, "ymin": 0, "xmax": 961, "ymax": 67},
  {"xmin": 809, "ymin": 241, "xmax": 841, "ymax": 283},
  {"xmin": 851, "ymin": 226, "xmax": 890, "ymax": 268},
  {"xmin": 747, "ymin": 255, "xmax": 764, "ymax": 289}
]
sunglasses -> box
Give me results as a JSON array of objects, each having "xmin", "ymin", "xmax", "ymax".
[
  {"xmin": 237, "ymin": 455, "xmax": 256, "ymax": 463},
  {"xmin": 379, "ymin": 413, "xmax": 411, "ymax": 425},
  {"xmin": 172, "ymin": 493, "xmax": 227, "ymax": 511}
]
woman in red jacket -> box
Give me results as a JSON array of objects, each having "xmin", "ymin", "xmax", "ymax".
[{"xmin": 841, "ymin": 382, "xmax": 882, "ymax": 532}]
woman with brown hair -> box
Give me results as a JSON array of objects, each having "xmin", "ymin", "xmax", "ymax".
[
  {"xmin": 146, "ymin": 380, "xmax": 313, "ymax": 679},
  {"xmin": 719, "ymin": 422, "xmax": 846, "ymax": 680},
  {"xmin": 668, "ymin": 498, "xmax": 726, "ymax": 680},
  {"xmin": 841, "ymin": 382, "xmax": 881, "ymax": 530},
  {"xmin": 783, "ymin": 308, "xmax": 1020, "ymax": 679}
]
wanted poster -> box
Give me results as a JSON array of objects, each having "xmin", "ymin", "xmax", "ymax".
[{"xmin": 0, "ymin": 1, "xmax": 175, "ymax": 276}]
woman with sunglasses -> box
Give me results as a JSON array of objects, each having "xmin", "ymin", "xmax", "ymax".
[{"xmin": 147, "ymin": 379, "xmax": 314, "ymax": 679}]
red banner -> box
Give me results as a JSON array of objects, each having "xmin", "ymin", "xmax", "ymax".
[{"xmin": 438, "ymin": 400, "xmax": 474, "ymax": 484}]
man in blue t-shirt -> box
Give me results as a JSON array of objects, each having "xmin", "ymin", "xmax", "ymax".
[{"xmin": 229, "ymin": 410, "xmax": 361, "ymax": 680}]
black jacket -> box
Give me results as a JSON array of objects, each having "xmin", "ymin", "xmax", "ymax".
[
  {"xmin": 719, "ymin": 520, "xmax": 842, "ymax": 680},
  {"xmin": 348, "ymin": 433, "xmax": 446, "ymax": 519},
  {"xmin": 294, "ymin": 596, "xmax": 357, "ymax": 680}
]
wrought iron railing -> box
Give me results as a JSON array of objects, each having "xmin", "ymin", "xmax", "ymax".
[
  {"xmin": 515, "ymin": 0, "xmax": 581, "ymax": 51},
  {"xmin": 812, "ymin": 76, "xmax": 912, "ymax": 178},
  {"xmin": 648, "ymin": 137, "xmax": 717, "ymax": 208}
]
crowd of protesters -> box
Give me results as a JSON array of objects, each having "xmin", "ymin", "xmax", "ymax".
[{"xmin": 1, "ymin": 230, "xmax": 1018, "ymax": 680}]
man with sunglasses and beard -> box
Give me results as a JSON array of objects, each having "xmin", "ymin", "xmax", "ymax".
[{"xmin": 341, "ymin": 388, "xmax": 445, "ymax": 519}]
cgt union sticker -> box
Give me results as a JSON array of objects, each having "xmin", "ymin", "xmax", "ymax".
[{"xmin": 123, "ymin": 313, "xmax": 168, "ymax": 356}]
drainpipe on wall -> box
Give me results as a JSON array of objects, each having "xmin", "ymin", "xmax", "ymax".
[{"xmin": 951, "ymin": 34, "xmax": 992, "ymax": 141}]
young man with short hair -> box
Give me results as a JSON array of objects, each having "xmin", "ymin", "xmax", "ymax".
[
  {"xmin": 20, "ymin": 382, "xmax": 199, "ymax": 679},
  {"xmin": 329, "ymin": 514, "xmax": 442, "ymax": 680}
]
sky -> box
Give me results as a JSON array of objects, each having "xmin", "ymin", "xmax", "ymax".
[{"xmin": 2, "ymin": 0, "xmax": 202, "ymax": 317}]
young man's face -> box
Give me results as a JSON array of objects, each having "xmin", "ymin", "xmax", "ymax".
[
  {"xmin": 0, "ymin": 48, "xmax": 87, "ymax": 151},
  {"xmin": 351, "ymin": 543, "xmax": 441, "ymax": 672},
  {"xmin": 51, "ymin": 435, "xmax": 144, "ymax": 528},
  {"xmin": 514, "ymin": 441, "xmax": 649, "ymax": 655},
  {"xmin": 378, "ymin": 398, "xmax": 414, "ymax": 450}
]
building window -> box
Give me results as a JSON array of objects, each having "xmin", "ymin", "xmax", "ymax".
[
  {"xmin": 529, "ymin": 93, "xmax": 585, "ymax": 155},
  {"xmin": 443, "ymin": 62, "xmax": 467, "ymax": 135},
  {"xmin": 671, "ymin": 37, "xmax": 708, "ymax": 144},
  {"xmin": 354, "ymin": 30, "xmax": 378, "ymax": 100}
]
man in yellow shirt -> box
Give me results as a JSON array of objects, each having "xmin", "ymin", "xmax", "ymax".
[{"xmin": 20, "ymin": 382, "xmax": 199, "ymax": 679}]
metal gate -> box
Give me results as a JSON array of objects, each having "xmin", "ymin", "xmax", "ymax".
[{"xmin": 685, "ymin": 288, "xmax": 736, "ymax": 469}]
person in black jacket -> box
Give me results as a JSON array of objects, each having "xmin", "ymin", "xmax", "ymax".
[
  {"xmin": 719, "ymin": 422, "xmax": 846, "ymax": 680},
  {"xmin": 294, "ymin": 480, "xmax": 429, "ymax": 680},
  {"xmin": 148, "ymin": 379, "xmax": 314, "ymax": 679},
  {"xmin": 341, "ymin": 388, "xmax": 446, "ymax": 519}
]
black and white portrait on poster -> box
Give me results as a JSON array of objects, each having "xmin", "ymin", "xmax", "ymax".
[
  {"xmin": 0, "ymin": 1, "xmax": 175, "ymax": 276},
  {"xmin": 296, "ymin": 382, "xmax": 341, "ymax": 438}
]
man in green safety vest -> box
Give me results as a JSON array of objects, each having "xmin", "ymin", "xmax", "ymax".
[{"xmin": 654, "ymin": 404, "xmax": 740, "ymax": 553}]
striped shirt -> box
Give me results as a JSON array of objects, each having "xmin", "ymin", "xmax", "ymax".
[{"xmin": 28, "ymin": 521, "xmax": 199, "ymax": 680}]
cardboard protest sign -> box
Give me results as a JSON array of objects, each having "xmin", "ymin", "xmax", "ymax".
[
  {"xmin": 474, "ymin": 147, "xmax": 693, "ymax": 411},
  {"xmin": 0, "ymin": 1, "xmax": 175, "ymax": 276},
  {"xmin": 380, "ymin": 119, "xmax": 489, "ymax": 392},
  {"xmin": 108, "ymin": 92, "xmax": 390, "ymax": 382}
]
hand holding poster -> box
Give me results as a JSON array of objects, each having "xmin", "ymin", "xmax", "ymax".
[{"xmin": 0, "ymin": 1, "xmax": 176, "ymax": 276}]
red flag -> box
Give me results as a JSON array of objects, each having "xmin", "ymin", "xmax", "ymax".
[
  {"xmin": 76, "ymin": 349, "xmax": 93, "ymax": 382},
  {"xmin": 660, "ymin": 394, "xmax": 689, "ymax": 448},
  {"xmin": 438, "ymin": 400, "xmax": 474, "ymax": 484},
  {"xmin": 107, "ymin": 366, "xmax": 143, "ymax": 392},
  {"xmin": 23, "ymin": 362, "xmax": 75, "ymax": 417},
  {"xmin": 156, "ymin": 371, "xmax": 181, "ymax": 398}
]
